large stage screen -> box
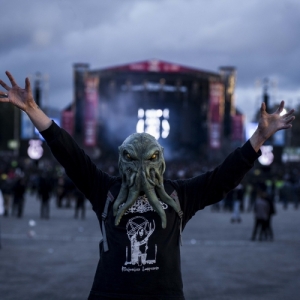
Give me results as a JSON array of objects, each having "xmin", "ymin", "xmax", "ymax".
[{"xmin": 99, "ymin": 84, "xmax": 202, "ymax": 158}]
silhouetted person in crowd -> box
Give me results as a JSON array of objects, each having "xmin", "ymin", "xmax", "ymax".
[
  {"xmin": 56, "ymin": 174, "xmax": 65, "ymax": 208},
  {"xmin": 0, "ymin": 175, "xmax": 13, "ymax": 217},
  {"xmin": 63, "ymin": 176, "xmax": 74, "ymax": 208},
  {"xmin": 251, "ymin": 182, "xmax": 275, "ymax": 241},
  {"xmin": 294, "ymin": 179, "xmax": 300, "ymax": 209},
  {"xmin": 265, "ymin": 180, "xmax": 276, "ymax": 241},
  {"xmin": 265, "ymin": 198, "xmax": 276, "ymax": 241},
  {"xmin": 74, "ymin": 188, "xmax": 86, "ymax": 220},
  {"xmin": 12, "ymin": 175, "xmax": 27, "ymax": 218},
  {"xmin": 29, "ymin": 171, "xmax": 39, "ymax": 196},
  {"xmin": 37, "ymin": 172, "xmax": 53, "ymax": 219},
  {"xmin": 224, "ymin": 188, "xmax": 234, "ymax": 212},
  {"xmin": 231, "ymin": 183, "xmax": 244, "ymax": 223},
  {"xmin": 0, "ymin": 71, "xmax": 295, "ymax": 300},
  {"xmin": 280, "ymin": 174, "xmax": 297, "ymax": 209},
  {"xmin": 56, "ymin": 174, "xmax": 74, "ymax": 208},
  {"xmin": 247, "ymin": 181, "xmax": 257, "ymax": 212}
]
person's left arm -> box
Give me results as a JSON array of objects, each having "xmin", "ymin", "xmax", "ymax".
[
  {"xmin": 180, "ymin": 139, "xmax": 259, "ymax": 212},
  {"xmin": 176, "ymin": 101, "xmax": 295, "ymax": 215}
]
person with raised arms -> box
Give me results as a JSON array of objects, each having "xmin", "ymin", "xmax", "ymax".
[{"xmin": 0, "ymin": 71, "xmax": 295, "ymax": 300}]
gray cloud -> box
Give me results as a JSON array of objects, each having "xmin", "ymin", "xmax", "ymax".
[{"xmin": 0, "ymin": 0, "xmax": 299, "ymax": 121}]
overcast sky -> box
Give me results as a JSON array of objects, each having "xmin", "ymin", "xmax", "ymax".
[{"xmin": 1, "ymin": 0, "xmax": 300, "ymax": 122}]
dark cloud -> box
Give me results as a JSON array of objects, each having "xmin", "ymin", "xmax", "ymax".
[{"xmin": 0, "ymin": 0, "xmax": 299, "ymax": 121}]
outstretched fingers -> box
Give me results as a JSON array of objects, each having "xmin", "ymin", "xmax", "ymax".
[
  {"xmin": 5, "ymin": 71, "xmax": 18, "ymax": 87},
  {"xmin": 282, "ymin": 108, "xmax": 295, "ymax": 118},
  {"xmin": 25, "ymin": 77, "xmax": 31, "ymax": 92},
  {"xmin": 275, "ymin": 100, "xmax": 285, "ymax": 115},
  {"xmin": 260, "ymin": 102, "xmax": 266, "ymax": 114},
  {"xmin": 279, "ymin": 107, "xmax": 295, "ymax": 129},
  {"xmin": 283, "ymin": 115, "xmax": 295, "ymax": 127},
  {"xmin": 280, "ymin": 105, "xmax": 295, "ymax": 123},
  {"xmin": 0, "ymin": 93, "xmax": 9, "ymax": 102},
  {"xmin": 0, "ymin": 78, "xmax": 10, "ymax": 91},
  {"xmin": 0, "ymin": 71, "xmax": 19, "ymax": 100},
  {"xmin": 0, "ymin": 73, "xmax": 10, "ymax": 101}
]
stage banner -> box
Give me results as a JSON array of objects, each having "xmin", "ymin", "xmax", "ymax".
[
  {"xmin": 84, "ymin": 76, "xmax": 99, "ymax": 147},
  {"xmin": 231, "ymin": 114, "xmax": 245, "ymax": 142},
  {"xmin": 209, "ymin": 82, "xmax": 224, "ymax": 149},
  {"xmin": 61, "ymin": 110, "xmax": 74, "ymax": 136}
]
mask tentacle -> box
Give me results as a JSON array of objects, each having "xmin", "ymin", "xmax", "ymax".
[
  {"xmin": 128, "ymin": 170, "xmax": 135, "ymax": 187},
  {"xmin": 115, "ymin": 187, "xmax": 140, "ymax": 226},
  {"xmin": 151, "ymin": 168, "xmax": 181, "ymax": 213},
  {"xmin": 148, "ymin": 168, "xmax": 157, "ymax": 186},
  {"xmin": 113, "ymin": 172, "xmax": 133, "ymax": 216},
  {"xmin": 113, "ymin": 183, "xmax": 128, "ymax": 216},
  {"xmin": 155, "ymin": 186, "xmax": 181, "ymax": 213},
  {"xmin": 113, "ymin": 170, "xmax": 137, "ymax": 216},
  {"xmin": 115, "ymin": 171, "xmax": 140, "ymax": 225},
  {"xmin": 145, "ymin": 188, "xmax": 167, "ymax": 229},
  {"xmin": 142, "ymin": 170, "xmax": 167, "ymax": 228}
]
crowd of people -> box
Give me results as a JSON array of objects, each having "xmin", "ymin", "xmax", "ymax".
[
  {"xmin": 0, "ymin": 156, "xmax": 87, "ymax": 220},
  {"xmin": 1, "ymin": 155, "xmax": 300, "ymax": 225},
  {"xmin": 0, "ymin": 157, "xmax": 300, "ymax": 211}
]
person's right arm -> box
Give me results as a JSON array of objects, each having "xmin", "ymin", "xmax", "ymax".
[
  {"xmin": 0, "ymin": 71, "xmax": 113, "ymax": 203},
  {"xmin": 0, "ymin": 71, "xmax": 52, "ymax": 131}
]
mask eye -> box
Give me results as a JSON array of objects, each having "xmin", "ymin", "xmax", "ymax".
[
  {"xmin": 150, "ymin": 152, "xmax": 158, "ymax": 160},
  {"xmin": 124, "ymin": 151, "xmax": 132, "ymax": 160}
]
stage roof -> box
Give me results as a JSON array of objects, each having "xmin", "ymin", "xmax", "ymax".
[{"xmin": 93, "ymin": 59, "xmax": 219, "ymax": 77}]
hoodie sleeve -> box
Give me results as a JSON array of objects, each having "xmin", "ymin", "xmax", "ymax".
[
  {"xmin": 40, "ymin": 121, "xmax": 116, "ymax": 210},
  {"xmin": 171, "ymin": 140, "xmax": 261, "ymax": 225}
]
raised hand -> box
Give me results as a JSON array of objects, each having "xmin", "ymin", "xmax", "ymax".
[
  {"xmin": 250, "ymin": 101, "xmax": 295, "ymax": 152},
  {"xmin": 0, "ymin": 71, "xmax": 37, "ymax": 112},
  {"xmin": 258, "ymin": 101, "xmax": 294, "ymax": 140},
  {"xmin": 0, "ymin": 71, "xmax": 51, "ymax": 131}
]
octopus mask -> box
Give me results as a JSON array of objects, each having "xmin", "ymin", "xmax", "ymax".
[{"xmin": 113, "ymin": 132, "xmax": 182, "ymax": 228}]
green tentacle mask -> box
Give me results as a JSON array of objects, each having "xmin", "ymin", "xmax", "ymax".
[{"xmin": 113, "ymin": 132, "xmax": 181, "ymax": 228}]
